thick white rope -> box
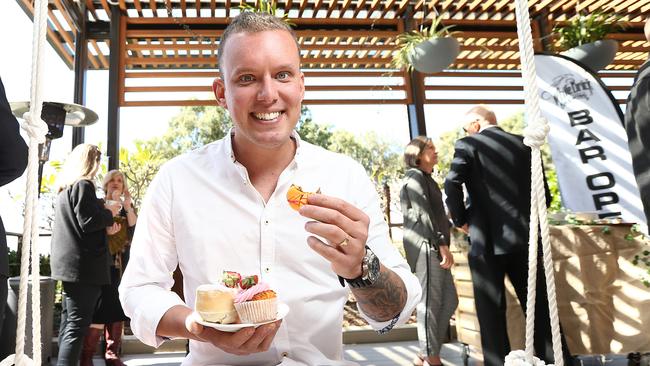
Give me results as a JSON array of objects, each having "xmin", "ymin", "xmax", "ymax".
[
  {"xmin": 0, "ymin": 0, "xmax": 49, "ymax": 365},
  {"xmin": 504, "ymin": 0, "xmax": 564, "ymax": 366}
]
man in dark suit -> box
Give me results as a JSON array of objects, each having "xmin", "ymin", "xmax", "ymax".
[
  {"xmin": 444, "ymin": 105, "xmax": 570, "ymax": 366},
  {"xmin": 0, "ymin": 76, "xmax": 29, "ymax": 345},
  {"xmin": 624, "ymin": 18, "xmax": 650, "ymax": 230}
]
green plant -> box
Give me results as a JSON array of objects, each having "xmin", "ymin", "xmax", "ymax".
[
  {"xmin": 8, "ymin": 250, "xmax": 51, "ymax": 277},
  {"xmin": 391, "ymin": 15, "xmax": 457, "ymax": 71},
  {"xmin": 239, "ymin": 0, "xmax": 295, "ymax": 26},
  {"xmin": 553, "ymin": 11, "xmax": 624, "ymax": 51}
]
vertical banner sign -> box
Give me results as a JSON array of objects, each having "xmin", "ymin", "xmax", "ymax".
[{"xmin": 534, "ymin": 54, "xmax": 646, "ymax": 225}]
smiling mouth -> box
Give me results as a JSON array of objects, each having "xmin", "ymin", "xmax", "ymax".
[{"xmin": 252, "ymin": 111, "xmax": 282, "ymax": 121}]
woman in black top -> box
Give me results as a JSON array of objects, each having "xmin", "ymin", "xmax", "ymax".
[
  {"xmin": 400, "ymin": 136, "xmax": 458, "ymax": 366},
  {"xmin": 50, "ymin": 144, "xmax": 121, "ymax": 366},
  {"xmin": 81, "ymin": 170, "xmax": 137, "ymax": 366}
]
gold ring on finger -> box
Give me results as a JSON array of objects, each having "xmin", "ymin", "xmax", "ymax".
[{"xmin": 337, "ymin": 237, "xmax": 349, "ymax": 247}]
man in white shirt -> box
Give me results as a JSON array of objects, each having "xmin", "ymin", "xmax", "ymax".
[{"xmin": 119, "ymin": 11, "xmax": 420, "ymax": 365}]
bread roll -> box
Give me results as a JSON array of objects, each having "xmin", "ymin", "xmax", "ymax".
[{"xmin": 195, "ymin": 284, "xmax": 238, "ymax": 324}]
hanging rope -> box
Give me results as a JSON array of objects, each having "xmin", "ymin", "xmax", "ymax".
[
  {"xmin": 504, "ymin": 0, "xmax": 564, "ymax": 366},
  {"xmin": 0, "ymin": 0, "xmax": 50, "ymax": 365}
]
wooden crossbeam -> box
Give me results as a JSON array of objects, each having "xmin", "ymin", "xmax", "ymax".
[
  {"xmin": 122, "ymin": 98, "xmax": 408, "ymax": 107},
  {"xmin": 326, "ymin": 0, "xmax": 338, "ymax": 17},
  {"xmin": 86, "ymin": 0, "xmax": 99, "ymax": 20},
  {"xmin": 133, "ymin": 0, "xmax": 143, "ymax": 16},
  {"xmin": 124, "ymin": 84, "xmax": 404, "ymax": 92},
  {"xmin": 54, "ymin": 0, "xmax": 77, "ymax": 35},
  {"xmin": 90, "ymin": 39, "xmax": 109, "ymax": 68}
]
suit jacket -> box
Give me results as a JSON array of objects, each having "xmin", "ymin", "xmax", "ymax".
[
  {"xmin": 444, "ymin": 126, "xmax": 548, "ymax": 257},
  {"xmin": 400, "ymin": 168, "xmax": 450, "ymax": 272},
  {"xmin": 624, "ymin": 59, "xmax": 650, "ymax": 226},
  {"xmin": 50, "ymin": 179, "xmax": 113, "ymax": 285},
  {"xmin": 0, "ymin": 77, "xmax": 28, "ymax": 277}
]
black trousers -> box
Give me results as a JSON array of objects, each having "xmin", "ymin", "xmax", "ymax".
[
  {"xmin": 57, "ymin": 281, "xmax": 102, "ymax": 366},
  {"xmin": 469, "ymin": 248, "xmax": 572, "ymax": 366}
]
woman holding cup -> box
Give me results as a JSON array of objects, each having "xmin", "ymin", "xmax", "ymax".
[
  {"xmin": 50, "ymin": 144, "xmax": 120, "ymax": 366},
  {"xmin": 80, "ymin": 170, "xmax": 137, "ymax": 366}
]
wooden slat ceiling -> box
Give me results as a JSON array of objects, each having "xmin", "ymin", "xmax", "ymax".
[{"xmin": 17, "ymin": 0, "xmax": 650, "ymax": 72}]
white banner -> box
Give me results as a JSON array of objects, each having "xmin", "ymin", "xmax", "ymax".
[{"xmin": 534, "ymin": 54, "xmax": 646, "ymax": 225}]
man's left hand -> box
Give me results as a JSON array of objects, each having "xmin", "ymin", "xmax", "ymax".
[{"xmin": 299, "ymin": 193, "xmax": 368, "ymax": 279}]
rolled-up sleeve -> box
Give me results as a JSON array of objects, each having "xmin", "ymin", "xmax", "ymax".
[
  {"xmin": 119, "ymin": 165, "xmax": 185, "ymax": 347},
  {"xmin": 349, "ymin": 163, "xmax": 421, "ymax": 331}
]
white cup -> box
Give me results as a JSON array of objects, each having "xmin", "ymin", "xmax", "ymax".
[{"xmin": 105, "ymin": 199, "xmax": 123, "ymax": 212}]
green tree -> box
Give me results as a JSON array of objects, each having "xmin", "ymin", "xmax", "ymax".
[
  {"xmin": 295, "ymin": 107, "xmax": 333, "ymax": 147},
  {"xmin": 119, "ymin": 105, "xmax": 232, "ymax": 206},
  {"xmin": 119, "ymin": 143, "xmax": 165, "ymax": 208},
  {"xmin": 143, "ymin": 105, "xmax": 233, "ymax": 160},
  {"xmin": 329, "ymin": 131, "xmax": 403, "ymax": 185}
]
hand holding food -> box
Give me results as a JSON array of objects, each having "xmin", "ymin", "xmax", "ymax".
[{"xmin": 286, "ymin": 184, "xmax": 320, "ymax": 211}]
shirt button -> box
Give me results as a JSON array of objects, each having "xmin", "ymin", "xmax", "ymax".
[
  {"xmin": 264, "ymin": 267, "xmax": 271, "ymax": 273},
  {"xmin": 265, "ymin": 220, "xmax": 269, "ymax": 225},
  {"xmin": 281, "ymin": 352, "xmax": 288, "ymax": 358}
]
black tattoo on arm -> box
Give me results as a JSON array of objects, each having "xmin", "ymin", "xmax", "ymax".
[{"xmin": 351, "ymin": 264, "xmax": 407, "ymax": 321}]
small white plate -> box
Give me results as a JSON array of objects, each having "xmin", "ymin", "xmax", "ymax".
[{"xmin": 197, "ymin": 303, "xmax": 289, "ymax": 332}]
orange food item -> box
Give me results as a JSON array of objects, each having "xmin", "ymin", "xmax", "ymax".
[
  {"xmin": 286, "ymin": 184, "xmax": 320, "ymax": 211},
  {"xmin": 251, "ymin": 290, "xmax": 277, "ymax": 301}
]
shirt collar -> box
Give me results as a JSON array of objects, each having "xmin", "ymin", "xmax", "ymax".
[
  {"xmin": 222, "ymin": 128, "xmax": 305, "ymax": 166},
  {"xmin": 479, "ymin": 124, "xmax": 499, "ymax": 133}
]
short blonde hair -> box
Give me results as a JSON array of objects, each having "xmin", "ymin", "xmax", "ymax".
[
  {"xmin": 218, "ymin": 12, "xmax": 299, "ymax": 73},
  {"xmin": 403, "ymin": 136, "xmax": 431, "ymax": 169},
  {"xmin": 102, "ymin": 169, "xmax": 128, "ymax": 194},
  {"xmin": 55, "ymin": 144, "xmax": 102, "ymax": 193}
]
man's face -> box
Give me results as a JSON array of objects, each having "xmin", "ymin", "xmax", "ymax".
[{"xmin": 213, "ymin": 30, "xmax": 305, "ymax": 151}]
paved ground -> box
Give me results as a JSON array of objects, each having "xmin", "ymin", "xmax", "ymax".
[
  {"xmin": 47, "ymin": 341, "xmax": 635, "ymax": 366},
  {"xmin": 80, "ymin": 341, "xmax": 476, "ymax": 366}
]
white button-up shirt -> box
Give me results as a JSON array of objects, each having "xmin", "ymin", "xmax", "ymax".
[{"xmin": 119, "ymin": 131, "xmax": 421, "ymax": 366}]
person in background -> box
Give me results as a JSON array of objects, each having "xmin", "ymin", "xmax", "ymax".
[
  {"xmin": 119, "ymin": 11, "xmax": 420, "ymax": 365},
  {"xmin": 400, "ymin": 136, "xmax": 458, "ymax": 366},
  {"xmin": 444, "ymin": 105, "xmax": 572, "ymax": 366},
  {"xmin": 81, "ymin": 170, "xmax": 137, "ymax": 366},
  {"xmin": 624, "ymin": 18, "xmax": 650, "ymax": 232},
  {"xmin": 0, "ymin": 76, "xmax": 28, "ymax": 357},
  {"xmin": 50, "ymin": 144, "xmax": 121, "ymax": 366}
]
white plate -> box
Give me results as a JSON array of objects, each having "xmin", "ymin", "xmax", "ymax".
[{"xmin": 197, "ymin": 303, "xmax": 289, "ymax": 332}]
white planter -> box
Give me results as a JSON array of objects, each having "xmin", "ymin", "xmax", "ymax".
[
  {"xmin": 408, "ymin": 36, "xmax": 460, "ymax": 74},
  {"xmin": 561, "ymin": 39, "xmax": 618, "ymax": 72}
]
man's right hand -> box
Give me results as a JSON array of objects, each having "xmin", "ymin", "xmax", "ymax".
[{"xmin": 184, "ymin": 311, "xmax": 281, "ymax": 355}]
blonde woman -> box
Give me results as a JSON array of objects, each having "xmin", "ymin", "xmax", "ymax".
[
  {"xmin": 81, "ymin": 170, "xmax": 137, "ymax": 366},
  {"xmin": 50, "ymin": 144, "xmax": 120, "ymax": 366},
  {"xmin": 400, "ymin": 136, "xmax": 458, "ymax": 366}
]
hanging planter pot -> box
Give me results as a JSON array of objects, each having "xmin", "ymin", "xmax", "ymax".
[
  {"xmin": 561, "ymin": 39, "xmax": 618, "ymax": 72},
  {"xmin": 408, "ymin": 36, "xmax": 461, "ymax": 74},
  {"xmin": 390, "ymin": 15, "xmax": 460, "ymax": 73}
]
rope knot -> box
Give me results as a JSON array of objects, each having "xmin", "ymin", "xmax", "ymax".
[
  {"xmin": 20, "ymin": 111, "xmax": 49, "ymax": 144},
  {"xmin": 505, "ymin": 350, "xmax": 552, "ymax": 366},
  {"xmin": 523, "ymin": 117, "xmax": 550, "ymax": 148}
]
